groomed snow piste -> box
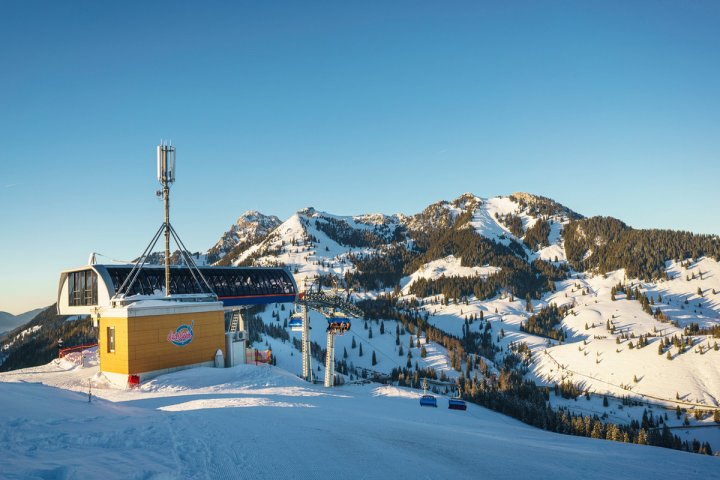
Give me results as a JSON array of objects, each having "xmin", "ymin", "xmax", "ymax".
[{"xmin": 1, "ymin": 358, "xmax": 717, "ymax": 479}]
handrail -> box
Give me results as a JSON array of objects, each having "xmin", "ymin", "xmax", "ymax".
[{"xmin": 59, "ymin": 343, "xmax": 98, "ymax": 358}]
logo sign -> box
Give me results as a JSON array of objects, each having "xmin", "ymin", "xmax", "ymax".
[{"xmin": 168, "ymin": 321, "xmax": 194, "ymax": 346}]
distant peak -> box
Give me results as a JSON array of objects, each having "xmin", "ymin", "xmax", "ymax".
[
  {"xmin": 453, "ymin": 192, "xmax": 481, "ymax": 204},
  {"xmin": 236, "ymin": 210, "xmax": 279, "ymax": 223},
  {"xmin": 298, "ymin": 207, "xmax": 316, "ymax": 216}
]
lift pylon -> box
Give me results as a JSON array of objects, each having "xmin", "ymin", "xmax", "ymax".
[
  {"xmin": 324, "ymin": 329, "xmax": 335, "ymax": 387},
  {"xmin": 301, "ymin": 304, "xmax": 313, "ymax": 383},
  {"xmin": 295, "ymin": 284, "xmax": 363, "ymax": 387}
]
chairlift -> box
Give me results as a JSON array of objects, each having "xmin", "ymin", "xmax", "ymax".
[
  {"xmin": 448, "ymin": 388, "xmax": 467, "ymax": 411},
  {"xmin": 289, "ymin": 313, "xmax": 303, "ymax": 332},
  {"xmin": 326, "ymin": 311, "xmax": 351, "ymax": 335},
  {"xmin": 419, "ymin": 377, "xmax": 437, "ymax": 407}
]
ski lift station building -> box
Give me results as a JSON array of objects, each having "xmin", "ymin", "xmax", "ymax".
[{"xmin": 57, "ymin": 264, "xmax": 298, "ymax": 385}]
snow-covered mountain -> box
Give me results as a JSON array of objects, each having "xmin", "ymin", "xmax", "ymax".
[
  {"xmin": 206, "ymin": 210, "xmax": 282, "ymax": 265},
  {"xmin": 0, "ymin": 308, "xmax": 43, "ymax": 336},
  {"xmin": 202, "ymin": 192, "xmax": 720, "ymax": 447},
  {"xmin": 206, "ymin": 192, "xmax": 580, "ymax": 270},
  {"xmin": 3, "ymin": 191, "xmax": 719, "ymax": 468}
]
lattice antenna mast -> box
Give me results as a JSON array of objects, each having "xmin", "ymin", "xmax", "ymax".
[
  {"xmin": 157, "ymin": 141, "xmax": 176, "ymax": 296},
  {"xmin": 111, "ymin": 143, "xmax": 214, "ymax": 303}
]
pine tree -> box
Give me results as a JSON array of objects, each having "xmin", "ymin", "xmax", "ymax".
[
  {"xmin": 359, "ymin": 343, "xmax": 363, "ymax": 357},
  {"xmin": 380, "ymin": 321, "xmax": 385, "ymax": 334},
  {"xmin": 368, "ymin": 327, "xmax": 373, "ymax": 339},
  {"xmin": 343, "ymin": 347, "xmax": 348, "ymax": 359},
  {"xmin": 372, "ymin": 351, "xmax": 377, "ymax": 366},
  {"xmin": 352, "ymin": 337, "xmax": 357, "ymax": 349}
]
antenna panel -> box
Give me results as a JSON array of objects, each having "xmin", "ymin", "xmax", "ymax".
[{"xmin": 157, "ymin": 143, "xmax": 176, "ymax": 184}]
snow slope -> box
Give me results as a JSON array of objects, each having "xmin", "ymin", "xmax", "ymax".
[
  {"xmin": 532, "ymin": 264, "xmax": 720, "ymax": 407},
  {"xmin": 400, "ymin": 255, "xmax": 501, "ymax": 295},
  {"xmin": 1, "ymin": 359, "xmax": 717, "ymax": 479}
]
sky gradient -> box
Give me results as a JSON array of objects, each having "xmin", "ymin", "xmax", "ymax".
[{"xmin": 1, "ymin": 1, "xmax": 719, "ymax": 314}]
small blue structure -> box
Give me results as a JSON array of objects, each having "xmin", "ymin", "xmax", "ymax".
[
  {"xmin": 419, "ymin": 394, "xmax": 437, "ymax": 407},
  {"xmin": 448, "ymin": 398, "xmax": 467, "ymax": 411},
  {"xmin": 289, "ymin": 314, "xmax": 303, "ymax": 332}
]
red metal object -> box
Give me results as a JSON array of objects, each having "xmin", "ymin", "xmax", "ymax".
[
  {"xmin": 59, "ymin": 343, "xmax": 98, "ymax": 358},
  {"xmin": 128, "ymin": 375, "xmax": 140, "ymax": 386}
]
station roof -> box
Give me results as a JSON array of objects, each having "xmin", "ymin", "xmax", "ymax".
[{"xmin": 59, "ymin": 264, "xmax": 298, "ymax": 309}]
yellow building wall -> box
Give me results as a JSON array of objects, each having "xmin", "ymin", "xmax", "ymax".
[
  {"xmin": 99, "ymin": 310, "xmax": 226, "ymax": 376},
  {"xmin": 99, "ymin": 316, "xmax": 130, "ymax": 374}
]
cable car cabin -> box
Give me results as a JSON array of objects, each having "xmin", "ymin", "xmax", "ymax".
[
  {"xmin": 326, "ymin": 313, "xmax": 350, "ymax": 335},
  {"xmin": 448, "ymin": 398, "xmax": 467, "ymax": 411},
  {"xmin": 288, "ymin": 314, "xmax": 303, "ymax": 332},
  {"xmin": 56, "ymin": 264, "xmax": 298, "ymax": 385},
  {"xmin": 57, "ymin": 264, "xmax": 298, "ymax": 315},
  {"xmin": 420, "ymin": 395, "xmax": 438, "ymax": 408}
]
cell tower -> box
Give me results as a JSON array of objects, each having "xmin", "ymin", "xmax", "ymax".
[
  {"xmin": 157, "ymin": 142, "xmax": 176, "ymax": 296},
  {"xmin": 112, "ymin": 143, "xmax": 214, "ymax": 302}
]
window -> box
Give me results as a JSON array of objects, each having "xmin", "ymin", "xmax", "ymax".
[
  {"xmin": 68, "ymin": 270, "xmax": 98, "ymax": 306},
  {"xmin": 107, "ymin": 326, "xmax": 115, "ymax": 353}
]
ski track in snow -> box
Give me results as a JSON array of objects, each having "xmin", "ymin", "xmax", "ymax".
[{"xmin": 1, "ymin": 361, "xmax": 719, "ymax": 479}]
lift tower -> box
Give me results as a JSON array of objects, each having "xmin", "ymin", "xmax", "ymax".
[{"xmin": 296, "ymin": 287, "xmax": 363, "ymax": 387}]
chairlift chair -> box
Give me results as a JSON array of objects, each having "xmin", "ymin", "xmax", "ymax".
[{"xmin": 289, "ymin": 313, "xmax": 303, "ymax": 332}]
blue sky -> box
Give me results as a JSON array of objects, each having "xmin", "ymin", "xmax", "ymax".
[{"xmin": 1, "ymin": 1, "xmax": 719, "ymax": 314}]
